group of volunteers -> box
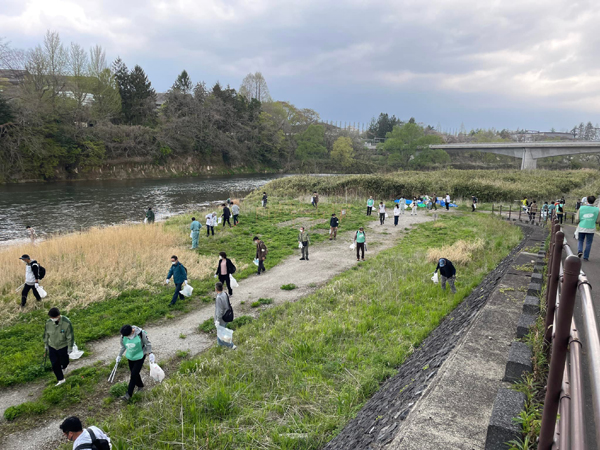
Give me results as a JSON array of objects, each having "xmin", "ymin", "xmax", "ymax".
[
  {"xmin": 188, "ymin": 200, "xmax": 241, "ymax": 249},
  {"xmin": 366, "ymin": 192, "xmax": 454, "ymax": 227}
]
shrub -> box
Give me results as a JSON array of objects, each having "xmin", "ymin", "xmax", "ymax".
[
  {"xmin": 280, "ymin": 284, "xmax": 297, "ymax": 290},
  {"xmin": 251, "ymin": 298, "xmax": 273, "ymax": 308}
]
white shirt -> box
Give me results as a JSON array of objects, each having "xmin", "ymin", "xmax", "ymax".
[
  {"xmin": 73, "ymin": 426, "xmax": 112, "ymax": 449},
  {"xmin": 25, "ymin": 264, "xmax": 35, "ymax": 284},
  {"xmin": 394, "ymin": 207, "xmax": 401, "ymax": 216},
  {"xmin": 379, "ymin": 204, "xmax": 385, "ymax": 213},
  {"xmin": 205, "ymin": 214, "xmax": 216, "ymax": 226},
  {"xmin": 445, "ymin": 195, "xmax": 450, "ymax": 202}
]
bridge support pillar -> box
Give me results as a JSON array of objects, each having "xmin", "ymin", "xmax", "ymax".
[{"xmin": 521, "ymin": 148, "xmax": 537, "ymax": 170}]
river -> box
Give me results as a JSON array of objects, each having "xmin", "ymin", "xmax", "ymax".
[{"xmin": 0, "ymin": 174, "xmax": 289, "ymax": 242}]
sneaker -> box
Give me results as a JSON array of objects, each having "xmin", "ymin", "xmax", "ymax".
[
  {"xmin": 362, "ymin": 259, "xmax": 365, "ymax": 261},
  {"xmin": 120, "ymin": 393, "xmax": 131, "ymax": 402},
  {"xmin": 306, "ymin": 258, "xmax": 309, "ymax": 261},
  {"xmin": 357, "ymin": 258, "xmax": 360, "ymax": 261},
  {"xmin": 578, "ymin": 252, "xmax": 583, "ymax": 258},
  {"xmin": 300, "ymin": 258, "xmax": 305, "ymax": 260},
  {"xmin": 55, "ymin": 379, "xmax": 66, "ymax": 387},
  {"xmin": 136, "ymin": 386, "xmax": 145, "ymax": 393},
  {"xmin": 232, "ymin": 345, "xmax": 237, "ymax": 350},
  {"xmin": 584, "ymin": 258, "xmax": 589, "ymax": 261}
]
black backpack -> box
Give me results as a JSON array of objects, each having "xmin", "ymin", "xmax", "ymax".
[
  {"xmin": 74, "ymin": 428, "xmax": 110, "ymax": 450},
  {"xmin": 31, "ymin": 260, "xmax": 46, "ymax": 280},
  {"xmin": 222, "ymin": 294, "xmax": 234, "ymax": 323}
]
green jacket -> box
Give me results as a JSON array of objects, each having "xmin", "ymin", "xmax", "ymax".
[
  {"xmin": 576, "ymin": 205, "xmax": 600, "ymax": 230},
  {"xmin": 44, "ymin": 316, "xmax": 74, "ymax": 352},
  {"xmin": 298, "ymin": 231, "xmax": 309, "ymax": 243}
]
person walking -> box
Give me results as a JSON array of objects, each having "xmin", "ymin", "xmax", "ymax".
[
  {"xmin": 221, "ymin": 203, "xmax": 232, "ymax": 228},
  {"xmin": 146, "ymin": 207, "xmax": 155, "ymax": 224},
  {"xmin": 44, "ymin": 307, "xmax": 74, "ymax": 386},
  {"xmin": 215, "ymin": 251, "xmax": 236, "ymax": 295},
  {"xmin": 542, "ymin": 201, "xmax": 549, "ymax": 221},
  {"xmin": 26, "ymin": 226, "xmax": 36, "ymax": 245},
  {"xmin": 311, "ymin": 192, "xmax": 319, "ymax": 208},
  {"xmin": 19, "ymin": 254, "xmax": 43, "ymax": 308},
  {"xmin": 435, "ymin": 258, "xmax": 457, "ymax": 293},
  {"xmin": 214, "ymin": 282, "xmax": 236, "ymax": 350},
  {"xmin": 556, "ymin": 200, "xmax": 565, "ymax": 224},
  {"xmin": 231, "ymin": 202, "xmax": 240, "ymax": 226},
  {"xmin": 378, "ymin": 201, "xmax": 386, "ymax": 225},
  {"xmin": 262, "ymin": 192, "xmax": 268, "ymax": 208},
  {"xmin": 529, "ymin": 200, "xmax": 538, "ymax": 224},
  {"xmin": 431, "ymin": 193, "xmax": 437, "ymax": 210},
  {"xmin": 399, "ymin": 196, "xmax": 406, "ymax": 214},
  {"xmin": 471, "ymin": 195, "xmax": 477, "ymax": 212},
  {"xmin": 521, "ymin": 197, "xmax": 528, "ymax": 212},
  {"xmin": 575, "ymin": 195, "xmax": 599, "ymax": 261},
  {"xmin": 393, "ymin": 203, "xmax": 401, "ymax": 226},
  {"xmin": 190, "ymin": 217, "xmax": 201, "ymax": 249},
  {"xmin": 411, "ymin": 198, "xmax": 418, "ymax": 216},
  {"xmin": 205, "ymin": 212, "xmax": 217, "ymax": 237},
  {"xmin": 254, "ymin": 237, "xmax": 268, "ymax": 275},
  {"xmin": 445, "ymin": 193, "xmax": 451, "ymax": 211},
  {"xmin": 116, "ymin": 324, "xmax": 154, "ymax": 402},
  {"xmin": 60, "ymin": 416, "xmax": 112, "ymax": 449},
  {"xmin": 354, "ymin": 227, "xmax": 366, "ymax": 261},
  {"xmin": 329, "ymin": 213, "xmax": 339, "ymax": 240},
  {"xmin": 298, "ymin": 226, "xmax": 310, "ymax": 260},
  {"xmin": 367, "ymin": 196, "xmax": 374, "ymax": 216},
  {"xmin": 165, "ymin": 255, "xmax": 188, "ymax": 306}
]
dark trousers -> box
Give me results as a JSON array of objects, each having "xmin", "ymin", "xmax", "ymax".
[
  {"xmin": 557, "ymin": 214, "xmax": 564, "ymax": 224},
  {"xmin": 233, "ymin": 214, "xmax": 239, "ymax": 225},
  {"xmin": 21, "ymin": 283, "xmax": 41, "ymax": 307},
  {"xmin": 472, "ymin": 204, "xmax": 476, "ymax": 212},
  {"xmin": 49, "ymin": 346, "xmax": 69, "ymax": 381},
  {"xmin": 223, "ymin": 217, "xmax": 231, "ymax": 227},
  {"xmin": 356, "ymin": 243, "xmax": 365, "ymax": 260},
  {"xmin": 446, "ymin": 202, "xmax": 450, "ymax": 210},
  {"xmin": 530, "ymin": 212, "xmax": 536, "ymax": 223},
  {"xmin": 367, "ymin": 206, "xmax": 372, "ymax": 216},
  {"xmin": 394, "ymin": 216, "xmax": 399, "ymax": 226},
  {"xmin": 257, "ymin": 259, "xmax": 266, "ymax": 274},
  {"xmin": 171, "ymin": 283, "xmax": 184, "ymax": 305},
  {"xmin": 219, "ymin": 273, "xmax": 233, "ymax": 295},
  {"xmin": 379, "ymin": 213, "xmax": 385, "ymax": 224},
  {"xmin": 206, "ymin": 225, "xmax": 214, "ymax": 236},
  {"xmin": 432, "ymin": 202, "xmax": 437, "ymax": 210},
  {"xmin": 127, "ymin": 356, "xmax": 146, "ymax": 397},
  {"xmin": 301, "ymin": 244, "xmax": 309, "ymax": 259}
]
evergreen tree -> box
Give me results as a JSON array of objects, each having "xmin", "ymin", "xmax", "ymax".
[
  {"xmin": 172, "ymin": 70, "xmax": 193, "ymax": 94},
  {"xmin": 584, "ymin": 121, "xmax": 595, "ymax": 140},
  {"xmin": 0, "ymin": 93, "xmax": 13, "ymax": 125},
  {"xmin": 112, "ymin": 57, "xmax": 131, "ymax": 124}
]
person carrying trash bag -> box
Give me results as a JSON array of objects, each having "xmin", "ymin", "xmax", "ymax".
[
  {"xmin": 393, "ymin": 203, "xmax": 401, "ymax": 225},
  {"xmin": 329, "ymin": 213, "xmax": 339, "ymax": 240},
  {"xmin": 231, "ymin": 202, "xmax": 240, "ymax": 226},
  {"xmin": 434, "ymin": 258, "xmax": 457, "ymax": 293},
  {"xmin": 165, "ymin": 255, "xmax": 188, "ymax": 306},
  {"xmin": 44, "ymin": 307, "xmax": 75, "ymax": 386},
  {"xmin": 206, "ymin": 212, "xmax": 217, "ymax": 237},
  {"xmin": 254, "ymin": 236, "xmax": 268, "ymax": 275},
  {"xmin": 221, "ymin": 203, "xmax": 232, "ymax": 228},
  {"xmin": 190, "ymin": 217, "xmax": 201, "ymax": 249},
  {"xmin": 215, "ymin": 251, "xmax": 237, "ymax": 295},
  {"xmin": 366, "ymin": 196, "xmax": 374, "ymax": 216},
  {"xmin": 354, "ymin": 227, "xmax": 366, "ymax": 261},
  {"xmin": 116, "ymin": 324, "xmax": 155, "ymax": 402},
  {"xmin": 214, "ymin": 282, "xmax": 236, "ymax": 350},
  {"xmin": 60, "ymin": 416, "xmax": 111, "ymax": 450},
  {"xmin": 298, "ymin": 226, "xmax": 309, "ymax": 260},
  {"xmin": 19, "ymin": 254, "xmax": 44, "ymax": 308}
]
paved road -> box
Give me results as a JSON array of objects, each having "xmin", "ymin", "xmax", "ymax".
[{"xmin": 563, "ymin": 225, "xmax": 600, "ymax": 448}]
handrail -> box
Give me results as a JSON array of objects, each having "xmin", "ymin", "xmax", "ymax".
[{"xmin": 537, "ymin": 220, "xmax": 600, "ymax": 449}]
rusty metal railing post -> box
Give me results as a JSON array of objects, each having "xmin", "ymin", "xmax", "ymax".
[
  {"xmin": 509, "ymin": 204, "xmax": 512, "ymax": 220},
  {"xmin": 538, "ymin": 255, "xmax": 582, "ymax": 450},
  {"xmin": 544, "ymin": 229, "xmax": 564, "ymax": 350},
  {"xmin": 499, "ymin": 205, "xmax": 502, "ymax": 217},
  {"xmin": 519, "ymin": 207, "xmax": 522, "ymax": 221}
]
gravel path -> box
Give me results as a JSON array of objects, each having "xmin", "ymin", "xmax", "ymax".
[{"xmin": 0, "ymin": 211, "xmax": 433, "ymax": 450}]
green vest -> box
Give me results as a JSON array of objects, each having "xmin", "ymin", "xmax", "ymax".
[
  {"xmin": 123, "ymin": 334, "xmax": 144, "ymax": 361},
  {"xmin": 578, "ymin": 205, "xmax": 599, "ymax": 230},
  {"xmin": 356, "ymin": 231, "xmax": 366, "ymax": 243},
  {"xmin": 367, "ymin": 199, "xmax": 374, "ymax": 207}
]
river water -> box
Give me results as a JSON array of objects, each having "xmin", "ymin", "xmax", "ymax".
[{"xmin": 0, "ymin": 174, "xmax": 289, "ymax": 242}]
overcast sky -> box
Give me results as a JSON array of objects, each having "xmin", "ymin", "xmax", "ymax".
[{"xmin": 1, "ymin": 0, "xmax": 598, "ymax": 131}]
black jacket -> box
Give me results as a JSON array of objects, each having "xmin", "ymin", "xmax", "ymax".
[
  {"xmin": 215, "ymin": 258, "xmax": 236, "ymax": 276},
  {"xmin": 330, "ymin": 217, "xmax": 339, "ymax": 227},
  {"xmin": 222, "ymin": 207, "xmax": 231, "ymax": 219},
  {"xmin": 435, "ymin": 259, "xmax": 456, "ymax": 278}
]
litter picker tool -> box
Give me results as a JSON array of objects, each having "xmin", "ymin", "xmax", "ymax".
[
  {"xmin": 108, "ymin": 364, "xmax": 118, "ymax": 383},
  {"xmin": 40, "ymin": 350, "xmax": 47, "ymax": 371},
  {"xmin": 15, "ymin": 284, "xmax": 24, "ymax": 292}
]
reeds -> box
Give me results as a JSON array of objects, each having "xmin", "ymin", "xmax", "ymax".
[{"xmin": 427, "ymin": 238, "xmax": 485, "ymax": 265}]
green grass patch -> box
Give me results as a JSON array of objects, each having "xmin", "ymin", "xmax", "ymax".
[
  {"xmin": 280, "ymin": 284, "xmax": 297, "ymax": 291},
  {"xmin": 251, "ymin": 298, "xmax": 274, "ymax": 308},
  {"xmin": 97, "ymin": 214, "xmax": 521, "ymax": 448},
  {"xmin": 0, "ymin": 197, "xmax": 374, "ymax": 387}
]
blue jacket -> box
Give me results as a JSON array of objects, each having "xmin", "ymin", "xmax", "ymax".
[{"xmin": 167, "ymin": 262, "xmax": 188, "ymax": 284}]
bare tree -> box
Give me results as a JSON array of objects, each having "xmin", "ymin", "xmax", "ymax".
[
  {"xmin": 88, "ymin": 45, "xmax": 107, "ymax": 78},
  {"xmin": 239, "ymin": 72, "xmax": 271, "ymax": 102},
  {"xmin": 69, "ymin": 42, "xmax": 90, "ymax": 113}
]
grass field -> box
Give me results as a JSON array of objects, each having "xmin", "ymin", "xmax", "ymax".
[
  {"xmin": 0, "ymin": 197, "xmax": 373, "ymax": 387},
  {"xmin": 76, "ymin": 213, "xmax": 521, "ymax": 450}
]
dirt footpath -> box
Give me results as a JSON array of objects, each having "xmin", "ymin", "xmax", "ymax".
[{"xmin": 0, "ymin": 211, "xmax": 433, "ymax": 450}]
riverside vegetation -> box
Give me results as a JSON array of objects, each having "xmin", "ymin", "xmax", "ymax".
[{"xmin": 39, "ymin": 213, "xmax": 519, "ymax": 449}]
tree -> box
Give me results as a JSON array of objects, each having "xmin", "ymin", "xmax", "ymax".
[
  {"xmin": 68, "ymin": 42, "xmax": 90, "ymax": 115},
  {"xmin": 239, "ymin": 72, "xmax": 271, "ymax": 102},
  {"xmin": 584, "ymin": 121, "xmax": 595, "ymax": 141},
  {"xmin": 90, "ymin": 68, "xmax": 121, "ymax": 121},
  {"xmin": 295, "ymin": 124, "xmax": 327, "ymax": 167},
  {"xmin": 0, "ymin": 93, "xmax": 13, "ymax": 124},
  {"xmin": 172, "ymin": 70, "xmax": 193, "ymax": 94},
  {"xmin": 112, "ymin": 59, "xmax": 156, "ymax": 125},
  {"xmin": 366, "ymin": 113, "xmax": 401, "ymax": 139},
  {"xmin": 381, "ymin": 122, "xmax": 444, "ymax": 168},
  {"xmin": 331, "ymin": 136, "xmax": 355, "ymax": 168}
]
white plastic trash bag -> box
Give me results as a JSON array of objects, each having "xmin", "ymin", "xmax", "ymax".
[
  {"xmin": 229, "ymin": 274, "xmax": 239, "ymax": 288},
  {"xmin": 349, "ymin": 243, "xmax": 356, "ymax": 250},
  {"xmin": 253, "ymin": 258, "xmax": 259, "ymax": 266},
  {"xmin": 144, "ymin": 218, "xmax": 148, "ymax": 224},
  {"xmin": 149, "ymin": 362, "xmax": 165, "ymax": 383},
  {"xmin": 69, "ymin": 343, "xmax": 84, "ymax": 360},
  {"xmin": 431, "ymin": 272, "xmax": 439, "ymax": 284},
  {"xmin": 218, "ymin": 217, "xmax": 222, "ymax": 224},
  {"xmin": 385, "ymin": 213, "xmax": 389, "ymax": 218},
  {"xmin": 217, "ymin": 325, "xmax": 234, "ymax": 344},
  {"xmin": 37, "ymin": 285, "xmax": 47, "ymax": 298},
  {"xmin": 180, "ymin": 283, "xmax": 193, "ymax": 297},
  {"xmin": 298, "ymin": 242, "xmax": 303, "ymax": 249},
  {"xmin": 190, "ymin": 230, "xmax": 194, "ymax": 238}
]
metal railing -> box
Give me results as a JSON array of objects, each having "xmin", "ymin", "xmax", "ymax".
[
  {"xmin": 537, "ymin": 221, "xmax": 600, "ymax": 450},
  {"xmin": 490, "ymin": 204, "xmax": 578, "ymax": 227}
]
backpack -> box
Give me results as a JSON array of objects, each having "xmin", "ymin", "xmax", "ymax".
[
  {"xmin": 558, "ymin": 204, "xmax": 564, "ymax": 213},
  {"xmin": 222, "ymin": 294, "xmax": 234, "ymax": 323},
  {"xmin": 74, "ymin": 428, "xmax": 110, "ymax": 450},
  {"xmin": 31, "ymin": 260, "xmax": 46, "ymax": 280}
]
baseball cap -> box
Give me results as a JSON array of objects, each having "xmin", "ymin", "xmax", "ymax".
[
  {"xmin": 19, "ymin": 254, "xmax": 30, "ymax": 260},
  {"xmin": 439, "ymin": 258, "xmax": 446, "ymax": 267}
]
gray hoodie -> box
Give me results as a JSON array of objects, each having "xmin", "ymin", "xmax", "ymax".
[
  {"xmin": 215, "ymin": 292, "xmax": 230, "ymax": 327},
  {"xmin": 118, "ymin": 326, "xmax": 152, "ymax": 358}
]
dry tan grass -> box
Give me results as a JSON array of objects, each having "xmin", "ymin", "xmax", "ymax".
[
  {"xmin": 0, "ymin": 223, "xmax": 213, "ymax": 323},
  {"xmin": 427, "ymin": 238, "xmax": 485, "ymax": 265}
]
